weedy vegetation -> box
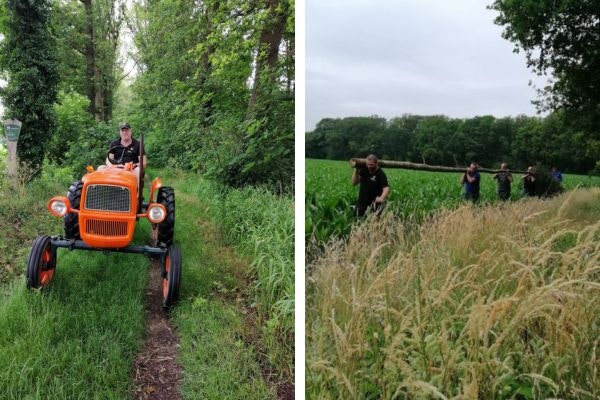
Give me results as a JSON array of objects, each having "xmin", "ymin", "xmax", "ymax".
[
  {"xmin": 306, "ymin": 188, "xmax": 600, "ymax": 399},
  {"xmin": 196, "ymin": 177, "xmax": 295, "ymax": 378}
]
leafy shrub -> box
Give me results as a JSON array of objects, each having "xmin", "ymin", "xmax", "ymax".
[
  {"xmin": 48, "ymin": 91, "xmax": 95, "ymax": 166},
  {"xmin": 62, "ymin": 122, "xmax": 117, "ymax": 178}
]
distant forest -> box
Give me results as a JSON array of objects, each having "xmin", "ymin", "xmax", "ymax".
[{"xmin": 305, "ymin": 112, "xmax": 599, "ymax": 174}]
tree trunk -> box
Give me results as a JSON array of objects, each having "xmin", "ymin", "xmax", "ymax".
[
  {"xmin": 246, "ymin": 0, "xmax": 287, "ymax": 118},
  {"xmin": 198, "ymin": 3, "xmax": 218, "ymax": 127},
  {"xmin": 82, "ymin": 0, "xmax": 98, "ymax": 118},
  {"xmin": 349, "ymin": 158, "xmax": 527, "ymax": 174}
]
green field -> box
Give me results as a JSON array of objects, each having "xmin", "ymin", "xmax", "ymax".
[{"xmin": 306, "ymin": 158, "xmax": 600, "ymax": 244}]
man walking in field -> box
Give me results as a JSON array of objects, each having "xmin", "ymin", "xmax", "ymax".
[
  {"xmin": 522, "ymin": 166, "xmax": 537, "ymax": 196},
  {"xmin": 462, "ymin": 162, "xmax": 481, "ymax": 203},
  {"xmin": 352, "ymin": 154, "xmax": 390, "ymax": 217},
  {"xmin": 493, "ymin": 162, "xmax": 512, "ymax": 201}
]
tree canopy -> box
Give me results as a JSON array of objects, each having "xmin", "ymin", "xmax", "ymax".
[
  {"xmin": 305, "ymin": 113, "xmax": 596, "ymax": 174},
  {"xmin": 0, "ymin": 0, "xmax": 294, "ymax": 192},
  {"xmin": 491, "ymin": 0, "xmax": 600, "ymax": 133}
]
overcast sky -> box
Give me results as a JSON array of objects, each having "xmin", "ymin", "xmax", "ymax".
[{"xmin": 306, "ymin": 0, "xmax": 549, "ymax": 131}]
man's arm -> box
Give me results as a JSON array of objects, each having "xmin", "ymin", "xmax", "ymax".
[
  {"xmin": 376, "ymin": 186, "xmax": 390, "ymax": 203},
  {"xmin": 352, "ymin": 168, "xmax": 361, "ymax": 186},
  {"xmin": 465, "ymin": 170, "xmax": 475, "ymax": 183}
]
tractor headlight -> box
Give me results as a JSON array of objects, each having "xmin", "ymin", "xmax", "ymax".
[
  {"xmin": 47, "ymin": 196, "xmax": 71, "ymax": 217},
  {"xmin": 147, "ymin": 204, "xmax": 166, "ymax": 223}
]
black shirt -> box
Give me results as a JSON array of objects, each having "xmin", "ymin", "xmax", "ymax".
[
  {"xmin": 108, "ymin": 138, "xmax": 140, "ymax": 164},
  {"xmin": 523, "ymin": 174, "xmax": 536, "ymax": 196},
  {"xmin": 357, "ymin": 168, "xmax": 389, "ymax": 207}
]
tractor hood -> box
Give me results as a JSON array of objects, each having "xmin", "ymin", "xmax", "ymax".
[{"xmin": 81, "ymin": 166, "xmax": 139, "ymax": 188}]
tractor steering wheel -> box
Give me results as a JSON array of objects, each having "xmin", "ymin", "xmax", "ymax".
[{"xmin": 107, "ymin": 145, "xmax": 138, "ymax": 167}]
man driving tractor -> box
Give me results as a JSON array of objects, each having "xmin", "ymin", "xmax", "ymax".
[{"xmin": 105, "ymin": 122, "xmax": 147, "ymax": 173}]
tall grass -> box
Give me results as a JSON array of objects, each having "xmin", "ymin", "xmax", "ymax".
[
  {"xmin": 307, "ymin": 189, "xmax": 600, "ymax": 399},
  {"xmin": 0, "ymin": 160, "xmax": 74, "ymax": 283},
  {"xmin": 200, "ymin": 180, "xmax": 295, "ymax": 377}
]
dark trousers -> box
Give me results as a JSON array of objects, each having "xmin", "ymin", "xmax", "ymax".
[
  {"xmin": 356, "ymin": 202, "xmax": 384, "ymax": 218},
  {"xmin": 464, "ymin": 191, "xmax": 479, "ymax": 203}
]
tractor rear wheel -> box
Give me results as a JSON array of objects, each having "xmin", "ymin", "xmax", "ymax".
[
  {"xmin": 65, "ymin": 180, "xmax": 83, "ymax": 239},
  {"xmin": 26, "ymin": 235, "xmax": 56, "ymax": 289},
  {"xmin": 161, "ymin": 245, "xmax": 181, "ymax": 308},
  {"xmin": 156, "ymin": 187, "xmax": 175, "ymax": 246}
]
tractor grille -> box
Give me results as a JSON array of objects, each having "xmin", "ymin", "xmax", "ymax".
[
  {"xmin": 85, "ymin": 219, "xmax": 128, "ymax": 236},
  {"xmin": 84, "ymin": 185, "xmax": 130, "ymax": 212}
]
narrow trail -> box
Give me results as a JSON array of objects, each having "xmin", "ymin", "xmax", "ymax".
[
  {"xmin": 132, "ymin": 259, "xmax": 181, "ymax": 400},
  {"xmin": 132, "ymin": 174, "xmax": 181, "ymax": 400}
]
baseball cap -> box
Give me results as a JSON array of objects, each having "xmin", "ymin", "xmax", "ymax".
[{"xmin": 120, "ymin": 122, "xmax": 131, "ymax": 130}]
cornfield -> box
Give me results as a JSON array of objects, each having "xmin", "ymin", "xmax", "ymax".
[{"xmin": 306, "ymin": 158, "xmax": 600, "ymax": 245}]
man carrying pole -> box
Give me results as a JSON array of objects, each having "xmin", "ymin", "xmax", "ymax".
[{"xmin": 351, "ymin": 154, "xmax": 390, "ymax": 217}]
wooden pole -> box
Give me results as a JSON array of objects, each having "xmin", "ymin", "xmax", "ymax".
[{"xmin": 349, "ymin": 158, "xmax": 527, "ymax": 174}]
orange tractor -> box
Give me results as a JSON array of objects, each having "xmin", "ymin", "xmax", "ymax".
[{"xmin": 26, "ymin": 137, "xmax": 181, "ymax": 307}]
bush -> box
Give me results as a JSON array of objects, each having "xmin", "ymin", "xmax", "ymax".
[
  {"xmin": 62, "ymin": 122, "xmax": 117, "ymax": 178},
  {"xmin": 48, "ymin": 91, "xmax": 95, "ymax": 166}
]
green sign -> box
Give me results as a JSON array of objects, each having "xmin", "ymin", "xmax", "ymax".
[
  {"xmin": 3, "ymin": 119, "xmax": 22, "ymax": 142},
  {"xmin": 5, "ymin": 125, "xmax": 20, "ymax": 141}
]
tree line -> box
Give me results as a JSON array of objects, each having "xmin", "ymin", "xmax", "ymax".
[
  {"xmin": 0, "ymin": 0, "xmax": 294, "ymax": 192},
  {"xmin": 305, "ymin": 112, "xmax": 599, "ymax": 174}
]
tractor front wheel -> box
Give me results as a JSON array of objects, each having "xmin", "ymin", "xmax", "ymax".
[
  {"xmin": 26, "ymin": 235, "xmax": 56, "ymax": 289},
  {"xmin": 65, "ymin": 180, "xmax": 83, "ymax": 239},
  {"xmin": 156, "ymin": 187, "xmax": 175, "ymax": 246},
  {"xmin": 161, "ymin": 245, "xmax": 181, "ymax": 308}
]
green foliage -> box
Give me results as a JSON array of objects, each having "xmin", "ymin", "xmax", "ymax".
[
  {"xmin": 306, "ymin": 113, "xmax": 598, "ymax": 174},
  {"xmin": 1, "ymin": 0, "xmax": 58, "ymax": 178},
  {"xmin": 131, "ymin": 0, "xmax": 294, "ymax": 191},
  {"xmin": 50, "ymin": 0, "xmax": 125, "ymax": 121},
  {"xmin": 48, "ymin": 91, "xmax": 95, "ymax": 166},
  {"xmin": 62, "ymin": 122, "xmax": 116, "ymax": 176},
  {"xmin": 200, "ymin": 178, "xmax": 294, "ymax": 376},
  {"xmin": 490, "ymin": 0, "xmax": 600, "ymax": 131},
  {"xmin": 50, "ymin": 0, "xmax": 87, "ymax": 96},
  {"xmin": 0, "ymin": 161, "xmax": 72, "ymax": 284}
]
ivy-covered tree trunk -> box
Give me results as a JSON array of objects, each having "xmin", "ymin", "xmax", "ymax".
[
  {"xmin": 81, "ymin": 0, "xmax": 96, "ymax": 118},
  {"xmin": 80, "ymin": 0, "xmax": 122, "ymax": 122},
  {"xmin": 1, "ymin": 0, "xmax": 58, "ymax": 179}
]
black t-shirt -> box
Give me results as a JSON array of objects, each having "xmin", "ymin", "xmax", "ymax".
[
  {"xmin": 357, "ymin": 168, "xmax": 389, "ymax": 206},
  {"xmin": 523, "ymin": 174, "xmax": 536, "ymax": 195},
  {"xmin": 108, "ymin": 138, "xmax": 140, "ymax": 164}
]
